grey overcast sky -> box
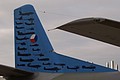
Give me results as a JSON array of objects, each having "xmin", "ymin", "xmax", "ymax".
[{"xmin": 0, "ymin": 0, "xmax": 120, "ymax": 69}]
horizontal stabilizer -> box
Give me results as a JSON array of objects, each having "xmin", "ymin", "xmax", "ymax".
[
  {"xmin": 57, "ymin": 18, "xmax": 120, "ymax": 47},
  {"xmin": 0, "ymin": 64, "xmax": 33, "ymax": 77}
]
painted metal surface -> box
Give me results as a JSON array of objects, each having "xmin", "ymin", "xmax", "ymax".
[{"xmin": 14, "ymin": 5, "xmax": 117, "ymax": 73}]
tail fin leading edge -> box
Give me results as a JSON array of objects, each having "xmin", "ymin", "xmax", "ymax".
[{"xmin": 14, "ymin": 5, "xmax": 117, "ymax": 73}]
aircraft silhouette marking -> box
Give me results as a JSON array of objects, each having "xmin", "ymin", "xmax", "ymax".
[
  {"xmin": 17, "ymin": 47, "xmax": 27, "ymax": 50},
  {"xmin": 25, "ymin": 22, "xmax": 34, "ymax": 25},
  {"xmin": 38, "ymin": 58, "xmax": 50, "ymax": 61},
  {"xmin": 67, "ymin": 66, "xmax": 79, "ymax": 72},
  {"xmin": 19, "ymin": 11, "xmax": 34, "ymax": 16},
  {"xmin": 27, "ymin": 63, "xmax": 41, "ymax": 69},
  {"xmin": 43, "ymin": 63, "xmax": 51, "ymax": 65},
  {"xmin": 30, "ymin": 44, "xmax": 39, "ymax": 46},
  {"xmin": 15, "ymin": 21, "xmax": 23, "ymax": 25},
  {"xmin": 16, "ymin": 16, "xmax": 23, "ymax": 20},
  {"xmin": 17, "ymin": 42, "xmax": 26, "ymax": 45},
  {"xmin": 18, "ymin": 52, "xmax": 31, "ymax": 56},
  {"xmin": 54, "ymin": 63, "xmax": 65, "ymax": 68},
  {"xmin": 44, "ymin": 67, "xmax": 61, "ymax": 72},
  {"xmin": 32, "ymin": 48, "xmax": 41, "ymax": 51},
  {"xmin": 27, "ymin": 18, "xmax": 34, "ymax": 21},
  {"xmin": 82, "ymin": 65, "xmax": 96, "ymax": 71},
  {"xmin": 17, "ymin": 64, "xmax": 26, "ymax": 66},
  {"xmin": 16, "ymin": 26, "xmax": 24, "ymax": 29},
  {"xmin": 20, "ymin": 58, "xmax": 34, "ymax": 62},
  {"xmin": 34, "ymin": 53, "xmax": 44, "ymax": 57},
  {"xmin": 17, "ymin": 31, "xmax": 35, "ymax": 35},
  {"xmin": 16, "ymin": 36, "xmax": 29, "ymax": 40}
]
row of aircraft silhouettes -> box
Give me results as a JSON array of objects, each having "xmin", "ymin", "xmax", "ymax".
[
  {"xmin": 17, "ymin": 62, "xmax": 96, "ymax": 72},
  {"xmin": 15, "ymin": 10, "xmax": 97, "ymax": 72},
  {"xmin": 15, "ymin": 25, "xmax": 34, "ymax": 30},
  {"xmin": 17, "ymin": 31, "xmax": 35, "ymax": 35},
  {"xmin": 16, "ymin": 16, "xmax": 34, "ymax": 21},
  {"xmin": 17, "ymin": 42, "xmax": 39, "ymax": 46},
  {"xmin": 17, "ymin": 42, "xmax": 37, "ymax": 45},
  {"xmin": 15, "ymin": 18, "xmax": 34, "ymax": 25},
  {"xmin": 17, "ymin": 52, "xmax": 44, "ymax": 56},
  {"xmin": 17, "ymin": 46, "xmax": 40, "ymax": 51}
]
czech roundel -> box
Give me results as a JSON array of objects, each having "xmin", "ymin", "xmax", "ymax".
[{"xmin": 30, "ymin": 34, "xmax": 38, "ymax": 43}]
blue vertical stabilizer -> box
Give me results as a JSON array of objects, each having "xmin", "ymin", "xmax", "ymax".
[{"xmin": 14, "ymin": 4, "xmax": 117, "ymax": 73}]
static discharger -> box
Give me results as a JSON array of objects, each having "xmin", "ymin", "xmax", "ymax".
[
  {"xmin": 106, "ymin": 61, "xmax": 118, "ymax": 70},
  {"xmin": 106, "ymin": 62, "xmax": 109, "ymax": 68}
]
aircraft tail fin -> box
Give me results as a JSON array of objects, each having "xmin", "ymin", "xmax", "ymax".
[
  {"xmin": 14, "ymin": 4, "xmax": 54, "ymax": 72},
  {"xmin": 14, "ymin": 4, "xmax": 117, "ymax": 73}
]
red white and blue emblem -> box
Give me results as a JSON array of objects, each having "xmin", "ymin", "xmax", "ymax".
[{"xmin": 30, "ymin": 34, "xmax": 38, "ymax": 43}]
